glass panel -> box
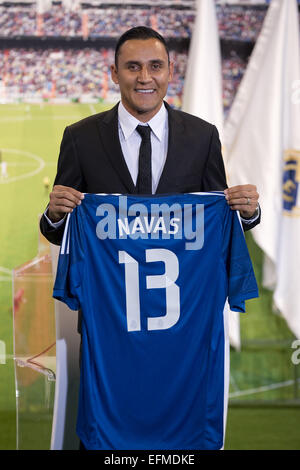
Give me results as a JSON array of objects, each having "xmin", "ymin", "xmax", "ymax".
[{"xmin": 13, "ymin": 237, "xmax": 56, "ymax": 450}]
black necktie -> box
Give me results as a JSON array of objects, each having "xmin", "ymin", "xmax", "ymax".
[{"xmin": 136, "ymin": 125, "xmax": 152, "ymax": 194}]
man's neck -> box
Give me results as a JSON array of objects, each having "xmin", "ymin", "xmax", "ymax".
[{"xmin": 120, "ymin": 101, "xmax": 165, "ymax": 123}]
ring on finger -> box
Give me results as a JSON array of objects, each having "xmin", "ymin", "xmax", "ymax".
[{"xmin": 246, "ymin": 197, "xmax": 251, "ymax": 205}]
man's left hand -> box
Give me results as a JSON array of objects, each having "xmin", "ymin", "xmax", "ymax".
[{"xmin": 224, "ymin": 184, "xmax": 259, "ymax": 219}]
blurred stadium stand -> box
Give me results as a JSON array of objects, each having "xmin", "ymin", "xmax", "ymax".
[{"xmin": 0, "ymin": 0, "xmax": 282, "ymax": 113}]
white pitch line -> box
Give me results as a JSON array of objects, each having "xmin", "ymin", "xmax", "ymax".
[
  {"xmin": 2, "ymin": 162, "xmax": 38, "ymax": 167},
  {"xmin": 0, "ymin": 354, "xmax": 15, "ymax": 362},
  {"xmin": 1, "ymin": 162, "xmax": 56, "ymax": 167},
  {"xmin": 229, "ymin": 379, "xmax": 300, "ymax": 398},
  {"xmin": 0, "ymin": 149, "xmax": 45, "ymax": 184},
  {"xmin": 0, "ymin": 115, "xmax": 81, "ymax": 123},
  {"xmin": 0, "ymin": 267, "xmax": 12, "ymax": 281},
  {"xmin": 89, "ymin": 103, "xmax": 97, "ymax": 115},
  {"xmin": 0, "ymin": 267, "xmax": 12, "ymax": 274},
  {"xmin": 229, "ymin": 373, "xmax": 240, "ymax": 392}
]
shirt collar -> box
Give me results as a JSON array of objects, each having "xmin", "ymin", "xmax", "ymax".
[{"xmin": 118, "ymin": 101, "xmax": 167, "ymax": 142}]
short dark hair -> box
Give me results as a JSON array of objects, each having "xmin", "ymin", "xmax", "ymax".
[{"xmin": 114, "ymin": 26, "xmax": 170, "ymax": 67}]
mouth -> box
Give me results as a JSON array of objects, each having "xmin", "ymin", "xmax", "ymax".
[{"xmin": 135, "ymin": 89, "xmax": 155, "ymax": 94}]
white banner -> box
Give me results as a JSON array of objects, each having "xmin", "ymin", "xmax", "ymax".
[{"xmin": 225, "ymin": 0, "xmax": 300, "ymax": 338}]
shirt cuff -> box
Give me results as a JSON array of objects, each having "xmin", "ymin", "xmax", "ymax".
[
  {"xmin": 44, "ymin": 208, "xmax": 66, "ymax": 228},
  {"xmin": 240, "ymin": 205, "xmax": 260, "ymax": 225}
]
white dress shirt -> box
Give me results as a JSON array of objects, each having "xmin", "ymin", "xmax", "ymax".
[
  {"xmin": 45, "ymin": 101, "xmax": 259, "ymax": 227},
  {"xmin": 118, "ymin": 101, "xmax": 168, "ymax": 194}
]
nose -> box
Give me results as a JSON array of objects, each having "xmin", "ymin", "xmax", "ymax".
[{"xmin": 137, "ymin": 65, "xmax": 152, "ymax": 83}]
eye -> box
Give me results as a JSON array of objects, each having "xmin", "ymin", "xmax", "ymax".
[
  {"xmin": 127, "ymin": 63, "xmax": 140, "ymax": 71},
  {"xmin": 151, "ymin": 63, "xmax": 162, "ymax": 71}
]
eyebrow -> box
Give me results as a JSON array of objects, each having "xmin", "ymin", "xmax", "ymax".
[{"xmin": 124, "ymin": 59, "xmax": 166, "ymax": 66}]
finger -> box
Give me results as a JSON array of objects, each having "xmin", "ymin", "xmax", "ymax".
[
  {"xmin": 226, "ymin": 190, "xmax": 258, "ymax": 201},
  {"xmin": 51, "ymin": 188, "xmax": 84, "ymax": 206},
  {"xmin": 227, "ymin": 196, "xmax": 258, "ymax": 207},
  {"xmin": 226, "ymin": 191, "xmax": 259, "ymax": 205},
  {"xmin": 51, "ymin": 197, "xmax": 79, "ymax": 211},
  {"xmin": 51, "ymin": 205, "xmax": 74, "ymax": 216},
  {"xmin": 52, "ymin": 192, "xmax": 82, "ymax": 205},
  {"xmin": 53, "ymin": 185, "xmax": 84, "ymax": 201},
  {"xmin": 225, "ymin": 191, "xmax": 259, "ymax": 205},
  {"xmin": 225, "ymin": 184, "xmax": 257, "ymax": 195},
  {"xmin": 49, "ymin": 192, "xmax": 83, "ymax": 220}
]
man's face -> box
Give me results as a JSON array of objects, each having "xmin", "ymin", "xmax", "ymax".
[{"xmin": 111, "ymin": 38, "xmax": 173, "ymax": 122}]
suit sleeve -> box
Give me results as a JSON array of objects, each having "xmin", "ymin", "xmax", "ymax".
[
  {"xmin": 40, "ymin": 126, "xmax": 84, "ymax": 245},
  {"xmin": 201, "ymin": 125, "xmax": 227, "ymax": 192}
]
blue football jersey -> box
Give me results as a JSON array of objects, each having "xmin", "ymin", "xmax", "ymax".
[{"xmin": 53, "ymin": 192, "xmax": 258, "ymax": 450}]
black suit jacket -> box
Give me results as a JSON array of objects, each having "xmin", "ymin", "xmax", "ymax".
[{"xmin": 40, "ymin": 102, "xmax": 259, "ymax": 244}]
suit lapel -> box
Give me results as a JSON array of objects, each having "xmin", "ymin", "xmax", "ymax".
[
  {"xmin": 96, "ymin": 103, "xmax": 136, "ymax": 193},
  {"xmin": 156, "ymin": 102, "xmax": 185, "ymax": 194},
  {"xmin": 96, "ymin": 102, "xmax": 185, "ymax": 195}
]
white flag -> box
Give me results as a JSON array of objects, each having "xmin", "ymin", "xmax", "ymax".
[
  {"xmin": 224, "ymin": 0, "xmax": 300, "ymax": 338},
  {"xmin": 181, "ymin": 0, "xmax": 240, "ymax": 349},
  {"xmin": 182, "ymin": 0, "xmax": 224, "ymax": 140}
]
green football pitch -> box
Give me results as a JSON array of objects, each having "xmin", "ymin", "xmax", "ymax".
[{"xmin": 0, "ymin": 102, "xmax": 299, "ymax": 450}]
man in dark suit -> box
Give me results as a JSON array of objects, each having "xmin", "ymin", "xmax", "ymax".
[
  {"xmin": 41, "ymin": 26, "xmax": 260, "ymax": 451},
  {"xmin": 40, "ymin": 26, "xmax": 260, "ymax": 245}
]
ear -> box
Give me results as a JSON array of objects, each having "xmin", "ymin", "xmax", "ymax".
[
  {"xmin": 110, "ymin": 64, "xmax": 119, "ymax": 85},
  {"xmin": 168, "ymin": 61, "xmax": 174, "ymax": 83}
]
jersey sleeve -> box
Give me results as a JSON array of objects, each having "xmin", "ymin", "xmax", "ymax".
[
  {"xmin": 53, "ymin": 210, "xmax": 85, "ymax": 311},
  {"xmin": 223, "ymin": 208, "xmax": 259, "ymax": 312}
]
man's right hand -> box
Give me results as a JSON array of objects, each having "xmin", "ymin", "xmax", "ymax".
[{"xmin": 47, "ymin": 185, "xmax": 84, "ymax": 223}]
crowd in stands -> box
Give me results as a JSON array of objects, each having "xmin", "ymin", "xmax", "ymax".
[
  {"xmin": 0, "ymin": 48, "xmax": 117, "ymax": 100},
  {"xmin": 0, "ymin": 46, "xmax": 245, "ymax": 114},
  {"xmin": 216, "ymin": 4, "xmax": 266, "ymax": 42},
  {"xmin": 87, "ymin": 8, "xmax": 195, "ymax": 38},
  {"xmin": 222, "ymin": 54, "xmax": 247, "ymax": 112},
  {"xmin": 0, "ymin": 2, "xmax": 274, "ymax": 112},
  {"xmin": 0, "ymin": 6, "xmax": 36, "ymax": 36},
  {"xmin": 0, "ymin": 48, "xmax": 186, "ymax": 106},
  {"xmin": 0, "ymin": 3, "xmax": 270, "ymax": 41},
  {"xmin": 42, "ymin": 5, "xmax": 82, "ymax": 37}
]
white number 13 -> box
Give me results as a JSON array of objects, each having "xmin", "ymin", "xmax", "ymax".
[{"xmin": 119, "ymin": 248, "xmax": 180, "ymax": 332}]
